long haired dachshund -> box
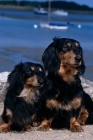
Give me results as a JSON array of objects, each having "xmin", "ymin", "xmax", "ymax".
[
  {"xmin": 0, "ymin": 62, "xmax": 48, "ymax": 132},
  {"xmin": 38, "ymin": 37, "xmax": 93, "ymax": 132}
]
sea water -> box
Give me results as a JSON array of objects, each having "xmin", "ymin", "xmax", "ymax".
[{"xmin": 0, "ymin": 13, "xmax": 93, "ymax": 81}]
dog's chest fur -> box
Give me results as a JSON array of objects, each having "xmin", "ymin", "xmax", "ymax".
[
  {"xmin": 46, "ymin": 74, "xmax": 82, "ymax": 111},
  {"xmin": 18, "ymin": 86, "xmax": 40, "ymax": 104},
  {"xmin": 46, "ymin": 93, "xmax": 82, "ymax": 111}
]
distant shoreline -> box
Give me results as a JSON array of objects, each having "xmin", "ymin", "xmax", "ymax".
[
  {"xmin": 1, "ymin": 5, "xmax": 93, "ymax": 14},
  {"xmin": 0, "ymin": 5, "xmax": 93, "ymax": 22}
]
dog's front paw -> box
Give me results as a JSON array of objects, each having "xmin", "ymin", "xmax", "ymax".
[
  {"xmin": 70, "ymin": 117, "xmax": 83, "ymax": 132},
  {"xmin": 23, "ymin": 124, "xmax": 32, "ymax": 131},
  {"xmin": 0, "ymin": 123, "xmax": 10, "ymax": 133},
  {"xmin": 70, "ymin": 124, "xmax": 83, "ymax": 132},
  {"xmin": 32, "ymin": 121, "xmax": 40, "ymax": 127},
  {"xmin": 38, "ymin": 120, "xmax": 52, "ymax": 131},
  {"xmin": 77, "ymin": 107, "xmax": 89, "ymax": 125},
  {"xmin": 38, "ymin": 124, "xmax": 51, "ymax": 131}
]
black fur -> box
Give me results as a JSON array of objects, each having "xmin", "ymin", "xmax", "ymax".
[
  {"xmin": 0, "ymin": 62, "xmax": 48, "ymax": 132},
  {"xmin": 42, "ymin": 37, "xmax": 85, "ymax": 74},
  {"xmin": 40, "ymin": 37, "xmax": 93, "ymax": 131}
]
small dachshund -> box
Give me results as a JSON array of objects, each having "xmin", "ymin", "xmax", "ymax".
[
  {"xmin": 0, "ymin": 62, "xmax": 48, "ymax": 132},
  {"xmin": 38, "ymin": 37, "xmax": 93, "ymax": 132}
]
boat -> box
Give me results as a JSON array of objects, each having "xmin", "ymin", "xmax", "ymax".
[
  {"xmin": 40, "ymin": 22, "xmax": 68, "ymax": 30},
  {"xmin": 40, "ymin": 0, "xmax": 68, "ymax": 30},
  {"xmin": 52, "ymin": 9, "xmax": 68, "ymax": 16},
  {"xmin": 33, "ymin": 7, "xmax": 48, "ymax": 15}
]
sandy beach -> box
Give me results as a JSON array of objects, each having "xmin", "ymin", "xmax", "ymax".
[{"xmin": 0, "ymin": 125, "xmax": 93, "ymax": 140}]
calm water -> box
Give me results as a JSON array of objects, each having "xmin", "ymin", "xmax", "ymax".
[
  {"xmin": 0, "ymin": 9, "xmax": 93, "ymax": 21},
  {"xmin": 0, "ymin": 12, "xmax": 93, "ymax": 81},
  {"xmin": 0, "ymin": 16, "xmax": 93, "ymax": 49}
]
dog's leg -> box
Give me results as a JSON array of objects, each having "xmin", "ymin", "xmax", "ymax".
[
  {"xmin": 70, "ymin": 117, "xmax": 83, "ymax": 132},
  {"xmin": 77, "ymin": 107, "xmax": 89, "ymax": 125},
  {"xmin": 0, "ymin": 108, "xmax": 13, "ymax": 132},
  {"xmin": 22, "ymin": 123, "xmax": 32, "ymax": 131},
  {"xmin": 38, "ymin": 118, "xmax": 53, "ymax": 131},
  {"xmin": 0, "ymin": 119, "xmax": 12, "ymax": 133},
  {"xmin": 32, "ymin": 121, "xmax": 41, "ymax": 127},
  {"xmin": 31, "ymin": 114, "xmax": 41, "ymax": 127},
  {"xmin": 82, "ymin": 92, "xmax": 93, "ymax": 124}
]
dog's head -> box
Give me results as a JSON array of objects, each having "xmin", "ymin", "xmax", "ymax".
[
  {"xmin": 8, "ymin": 62, "xmax": 46, "ymax": 91},
  {"xmin": 42, "ymin": 37, "xmax": 85, "ymax": 82}
]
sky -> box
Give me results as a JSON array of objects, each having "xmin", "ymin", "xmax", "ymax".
[{"xmin": 20, "ymin": 0, "xmax": 93, "ymax": 8}]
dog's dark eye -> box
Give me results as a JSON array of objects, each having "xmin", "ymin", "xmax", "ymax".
[
  {"xmin": 76, "ymin": 48, "xmax": 82, "ymax": 54},
  {"xmin": 27, "ymin": 69, "xmax": 32, "ymax": 74},
  {"xmin": 27, "ymin": 66, "xmax": 35, "ymax": 74},
  {"xmin": 62, "ymin": 46, "xmax": 69, "ymax": 52}
]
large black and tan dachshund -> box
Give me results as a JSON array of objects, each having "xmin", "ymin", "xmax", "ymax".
[{"xmin": 38, "ymin": 37, "xmax": 93, "ymax": 132}]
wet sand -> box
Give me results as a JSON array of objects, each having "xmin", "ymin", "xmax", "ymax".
[{"xmin": 0, "ymin": 46, "xmax": 93, "ymax": 81}]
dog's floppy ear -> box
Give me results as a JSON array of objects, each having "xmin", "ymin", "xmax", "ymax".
[
  {"xmin": 78, "ymin": 59, "xmax": 86, "ymax": 75},
  {"xmin": 42, "ymin": 41, "xmax": 60, "ymax": 72},
  {"xmin": 78, "ymin": 48, "xmax": 86, "ymax": 75},
  {"xmin": 8, "ymin": 62, "xmax": 24, "ymax": 89}
]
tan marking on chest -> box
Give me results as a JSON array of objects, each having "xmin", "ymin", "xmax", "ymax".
[
  {"xmin": 58, "ymin": 64, "xmax": 78, "ymax": 83},
  {"xmin": 46, "ymin": 98, "xmax": 81, "ymax": 111},
  {"xmin": 46, "ymin": 100, "xmax": 60, "ymax": 109},
  {"xmin": 18, "ymin": 85, "xmax": 40, "ymax": 104}
]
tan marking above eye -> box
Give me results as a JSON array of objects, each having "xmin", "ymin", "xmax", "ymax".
[
  {"xmin": 39, "ymin": 67, "xmax": 42, "ymax": 71},
  {"xmin": 31, "ymin": 67, "xmax": 35, "ymax": 71},
  {"xmin": 75, "ymin": 42, "xmax": 79, "ymax": 47},
  {"xmin": 67, "ymin": 42, "xmax": 71, "ymax": 47}
]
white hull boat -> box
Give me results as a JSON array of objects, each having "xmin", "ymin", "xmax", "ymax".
[{"xmin": 40, "ymin": 22, "xmax": 68, "ymax": 30}]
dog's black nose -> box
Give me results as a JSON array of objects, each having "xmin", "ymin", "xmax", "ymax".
[
  {"xmin": 75, "ymin": 55, "xmax": 81, "ymax": 62},
  {"xmin": 38, "ymin": 78, "xmax": 44, "ymax": 85}
]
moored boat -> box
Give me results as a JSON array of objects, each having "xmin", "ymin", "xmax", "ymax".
[
  {"xmin": 33, "ymin": 7, "xmax": 48, "ymax": 15},
  {"xmin": 40, "ymin": 22, "xmax": 68, "ymax": 30},
  {"xmin": 52, "ymin": 9, "xmax": 68, "ymax": 16}
]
